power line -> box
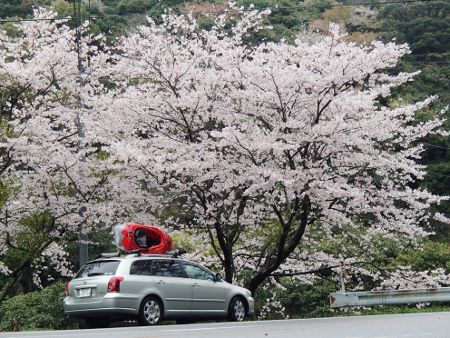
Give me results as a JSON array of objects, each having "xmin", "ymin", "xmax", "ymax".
[
  {"xmin": 423, "ymin": 143, "xmax": 450, "ymax": 151},
  {"xmin": 0, "ymin": 0, "xmax": 442, "ymax": 24},
  {"xmin": 407, "ymin": 54, "xmax": 450, "ymax": 58},
  {"xmin": 249, "ymin": 0, "xmax": 440, "ymax": 9},
  {"xmin": 405, "ymin": 60, "xmax": 450, "ymax": 65},
  {"xmin": 0, "ymin": 17, "xmax": 81, "ymax": 23},
  {"xmin": 402, "ymin": 54, "xmax": 450, "ymax": 63}
]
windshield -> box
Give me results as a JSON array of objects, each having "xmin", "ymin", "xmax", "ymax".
[{"xmin": 75, "ymin": 260, "xmax": 120, "ymax": 279}]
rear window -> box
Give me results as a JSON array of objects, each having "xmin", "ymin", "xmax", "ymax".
[{"xmin": 75, "ymin": 260, "xmax": 120, "ymax": 279}]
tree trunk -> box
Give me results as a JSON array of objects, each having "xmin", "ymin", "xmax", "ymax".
[
  {"xmin": 246, "ymin": 196, "xmax": 311, "ymax": 295},
  {"xmin": 223, "ymin": 248, "xmax": 235, "ymax": 283},
  {"xmin": 247, "ymin": 265, "xmax": 279, "ymax": 295}
]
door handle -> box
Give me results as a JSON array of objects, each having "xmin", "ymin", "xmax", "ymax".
[
  {"xmin": 192, "ymin": 283, "xmax": 199, "ymax": 288},
  {"xmin": 157, "ymin": 280, "xmax": 165, "ymax": 285}
]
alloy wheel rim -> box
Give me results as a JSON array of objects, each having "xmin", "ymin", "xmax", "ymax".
[
  {"xmin": 143, "ymin": 299, "xmax": 160, "ymax": 324},
  {"xmin": 234, "ymin": 299, "xmax": 245, "ymax": 321}
]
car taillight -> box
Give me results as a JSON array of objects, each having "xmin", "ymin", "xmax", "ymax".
[
  {"xmin": 107, "ymin": 276, "xmax": 124, "ymax": 292},
  {"xmin": 64, "ymin": 282, "xmax": 70, "ymax": 296}
]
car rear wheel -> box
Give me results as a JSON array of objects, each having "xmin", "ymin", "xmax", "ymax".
[
  {"xmin": 228, "ymin": 296, "xmax": 247, "ymax": 322},
  {"xmin": 138, "ymin": 296, "xmax": 163, "ymax": 325}
]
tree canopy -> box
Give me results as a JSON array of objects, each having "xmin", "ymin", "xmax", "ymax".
[
  {"xmin": 0, "ymin": 1, "xmax": 449, "ymax": 309},
  {"xmin": 89, "ymin": 9, "xmax": 448, "ymax": 293}
]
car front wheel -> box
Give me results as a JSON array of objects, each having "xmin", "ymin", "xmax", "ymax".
[
  {"xmin": 138, "ymin": 296, "xmax": 163, "ymax": 325},
  {"xmin": 228, "ymin": 296, "xmax": 247, "ymax": 322}
]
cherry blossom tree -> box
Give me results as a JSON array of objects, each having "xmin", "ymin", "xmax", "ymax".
[
  {"xmin": 92, "ymin": 8, "xmax": 448, "ymax": 294},
  {"xmin": 1, "ymin": 5, "xmax": 448, "ymax": 298},
  {"xmin": 0, "ymin": 8, "xmax": 138, "ymax": 297}
]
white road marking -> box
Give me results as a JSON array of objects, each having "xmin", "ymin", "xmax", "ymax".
[
  {"xmin": 346, "ymin": 332, "xmax": 447, "ymax": 338},
  {"xmin": 163, "ymin": 325, "xmax": 258, "ymax": 332}
]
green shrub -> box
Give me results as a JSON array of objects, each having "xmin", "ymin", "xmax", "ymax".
[{"xmin": 0, "ymin": 282, "xmax": 71, "ymax": 331}]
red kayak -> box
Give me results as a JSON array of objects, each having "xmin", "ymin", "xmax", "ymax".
[{"xmin": 113, "ymin": 223, "xmax": 173, "ymax": 254}]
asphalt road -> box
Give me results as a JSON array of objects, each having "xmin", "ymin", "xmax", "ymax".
[{"xmin": 0, "ymin": 312, "xmax": 449, "ymax": 338}]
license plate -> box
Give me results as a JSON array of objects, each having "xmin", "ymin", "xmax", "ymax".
[{"xmin": 78, "ymin": 288, "xmax": 91, "ymax": 297}]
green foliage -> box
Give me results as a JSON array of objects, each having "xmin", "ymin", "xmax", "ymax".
[
  {"xmin": 251, "ymin": 239, "xmax": 450, "ymax": 320},
  {"xmin": 0, "ymin": 0, "xmax": 32, "ymax": 18},
  {"xmin": 423, "ymin": 162, "xmax": 450, "ymax": 198},
  {"xmin": 63, "ymin": 227, "xmax": 117, "ymax": 271},
  {"xmin": 1, "ymin": 212, "xmax": 54, "ymax": 271},
  {"xmin": 422, "ymin": 162, "xmax": 450, "ymax": 242},
  {"xmin": 237, "ymin": 0, "xmax": 331, "ymax": 42},
  {"xmin": 255, "ymin": 277, "xmax": 450, "ymax": 319},
  {"xmin": 387, "ymin": 62, "xmax": 450, "ymax": 243},
  {"xmin": 0, "ymin": 1, "xmax": 53, "ymax": 18},
  {"xmin": 389, "ymin": 59, "xmax": 450, "ymax": 111},
  {"xmin": 379, "ymin": 2, "xmax": 450, "ymax": 54},
  {"xmin": 101, "ymin": 0, "xmax": 179, "ymax": 29},
  {"xmin": 51, "ymin": 0, "xmax": 74, "ymax": 18},
  {"xmin": 0, "ymin": 211, "xmax": 66, "ymax": 299},
  {"xmin": 278, "ymin": 278, "xmax": 336, "ymax": 318},
  {"xmin": 197, "ymin": 16, "xmax": 214, "ymax": 31},
  {"xmin": 376, "ymin": 2, "xmax": 450, "ymax": 246},
  {"xmin": 398, "ymin": 241, "xmax": 450, "ymax": 272},
  {"xmin": 115, "ymin": 0, "xmax": 173, "ymax": 16},
  {"xmin": 0, "ymin": 282, "xmax": 71, "ymax": 331},
  {"xmin": 354, "ymin": 303, "xmax": 450, "ymax": 315},
  {"xmin": 0, "ymin": 22, "xmax": 22, "ymax": 37}
]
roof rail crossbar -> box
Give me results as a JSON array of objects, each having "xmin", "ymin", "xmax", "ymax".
[
  {"xmin": 100, "ymin": 252, "xmax": 121, "ymax": 258},
  {"xmin": 99, "ymin": 248, "xmax": 188, "ymax": 259}
]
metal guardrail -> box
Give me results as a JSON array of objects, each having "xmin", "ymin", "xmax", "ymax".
[{"xmin": 329, "ymin": 287, "xmax": 450, "ymax": 308}]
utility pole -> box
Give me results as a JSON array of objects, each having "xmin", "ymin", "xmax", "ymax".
[
  {"xmin": 339, "ymin": 261, "xmax": 346, "ymax": 293},
  {"xmin": 75, "ymin": 0, "xmax": 88, "ymax": 268}
]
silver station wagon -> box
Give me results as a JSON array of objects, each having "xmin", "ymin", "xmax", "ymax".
[{"xmin": 63, "ymin": 253, "xmax": 254, "ymax": 328}]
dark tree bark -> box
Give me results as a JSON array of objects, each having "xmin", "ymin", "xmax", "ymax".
[{"xmin": 246, "ymin": 195, "xmax": 312, "ymax": 295}]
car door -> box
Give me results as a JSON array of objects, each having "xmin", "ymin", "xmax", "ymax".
[
  {"xmin": 183, "ymin": 262, "xmax": 226, "ymax": 314},
  {"xmin": 152, "ymin": 259, "xmax": 193, "ymax": 314}
]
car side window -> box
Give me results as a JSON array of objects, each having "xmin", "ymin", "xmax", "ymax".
[
  {"xmin": 130, "ymin": 260, "xmax": 153, "ymax": 275},
  {"xmin": 183, "ymin": 263, "xmax": 214, "ymax": 281},
  {"xmin": 152, "ymin": 260, "xmax": 187, "ymax": 278}
]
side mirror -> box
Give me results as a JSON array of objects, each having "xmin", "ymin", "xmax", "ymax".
[{"xmin": 213, "ymin": 273, "xmax": 224, "ymax": 282}]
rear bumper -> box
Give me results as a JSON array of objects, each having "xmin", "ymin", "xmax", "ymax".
[{"xmin": 63, "ymin": 294, "xmax": 139, "ymax": 318}]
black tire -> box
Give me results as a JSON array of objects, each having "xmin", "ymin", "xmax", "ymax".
[
  {"xmin": 228, "ymin": 296, "xmax": 247, "ymax": 322},
  {"xmin": 138, "ymin": 296, "xmax": 163, "ymax": 326},
  {"xmin": 78, "ymin": 317, "xmax": 110, "ymax": 329}
]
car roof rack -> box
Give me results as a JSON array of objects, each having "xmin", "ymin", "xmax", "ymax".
[
  {"xmin": 131, "ymin": 249, "xmax": 188, "ymax": 258},
  {"xmin": 100, "ymin": 252, "xmax": 121, "ymax": 258},
  {"xmin": 126, "ymin": 249, "xmax": 188, "ymax": 259},
  {"xmin": 98, "ymin": 248, "xmax": 188, "ymax": 259}
]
